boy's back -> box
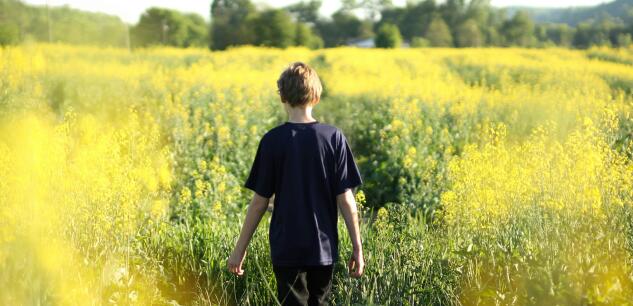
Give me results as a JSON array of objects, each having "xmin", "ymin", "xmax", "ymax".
[
  {"xmin": 228, "ymin": 62, "xmax": 364, "ymax": 306},
  {"xmin": 245, "ymin": 121, "xmax": 362, "ymax": 266}
]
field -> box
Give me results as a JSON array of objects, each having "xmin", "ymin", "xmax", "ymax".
[{"xmin": 1, "ymin": 43, "xmax": 633, "ymax": 305}]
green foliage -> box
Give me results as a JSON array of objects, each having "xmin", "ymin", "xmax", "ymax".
[
  {"xmin": 295, "ymin": 23, "xmax": 324, "ymax": 49},
  {"xmin": 183, "ymin": 13, "xmax": 208, "ymax": 47},
  {"xmin": 501, "ymin": 11, "xmax": 535, "ymax": 47},
  {"xmin": 341, "ymin": 0, "xmax": 393, "ymax": 21},
  {"xmin": 211, "ymin": 0, "xmax": 326, "ymax": 49},
  {"xmin": 210, "ymin": 0, "xmax": 257, "ymax": 50},
  {"xmin": 542, "ymin": 23, "xmax": 575, "ymax": 47},
  {"xmin": 440, "ymin": 0, "xmax": 467, "ymax": 29},
  {"xmin": 509, "ymin": 0, "xmax": 633, "ymax": 26},
  {"xmin": 379, "ymin": 1, "xmax": 434, "ymax": 41},
  {"xmin": 574, "ymin": 21, "xmax": 614, "ymax": 48},
  {"xmin": 373, "ymin": 0, "xmax": 633, "ymax": 50},
  {"xmin": 617, "ymin": 33, "xmax": 632, "ymax": 47},
  {"xmin": 0, "ymin": 23, "xmax": 19, "ymax": 46},
  {"xmin": 0, "ymin": 0, "xmax": 128, "ymax": 47},
  {"xmin": 316, "ymin": 10, "xmax": 373, "ymax": 47},
  {"xmin": 374, "ymin": 23, "xmax": 402, "ymax": 48},
  {"xmin": 0, "ymin": 0, "xmax": 23, "ymax": 46},
  {"xmin": 253, "ymin": 9, "xmax": 295, "ymax": 48},
  {"xmin": 456, "ymin": 19, "xmax": 484, "ymax": 47},
  {"xmin": 5, "ymin": 0, "xmax": 633, "ymax": 51},
  {"xmin": 132, "ymin": 8, "xmax": 208, "ymax": 48},
  {"xmin": 410, "ymin": 36, "xmax": 430, "ymax": 47},
  {"xmin": 286, "ymin": 0, "xmax": 322, "ymax": 24},
  {"xmin": 425, "ymin": 16, "xmax": 453, "ymax": 47}
]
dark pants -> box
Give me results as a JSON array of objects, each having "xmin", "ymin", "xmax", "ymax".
[{"xmin": 272, "ymin": 265, "xmax": 334, "ymax": 306}]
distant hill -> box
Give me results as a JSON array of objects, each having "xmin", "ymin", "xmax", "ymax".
[{"xmin": 504, "ymin": 0, "xmax": 633, "ymax": 25}]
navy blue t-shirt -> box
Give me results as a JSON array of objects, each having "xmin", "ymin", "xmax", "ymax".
[{"xmin": 244, "ymin": 121, "xmax": 363, "ymax": 267}]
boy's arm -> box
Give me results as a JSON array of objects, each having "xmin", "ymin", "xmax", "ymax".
[
  {"xmin": 337, "ymin": 189, "xmax": 364, "ymax": 278},
  {"xmin": 227, "ymin": 192, "xmax": 270, "ymax": 276}
]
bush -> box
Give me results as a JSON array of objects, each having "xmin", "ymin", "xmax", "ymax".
[
  {"xmin": 0, "ymin": 24, "xmax": 19, "ymax": 46},
  {"xmin": 411, "ymin": 36, "xmax": 430, "ymax": 48},
  {"xmin": 375, "ymin": 23, "xmax": 402, "ymax": 48}
]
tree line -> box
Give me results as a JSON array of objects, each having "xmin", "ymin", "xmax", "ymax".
[
  {"xmin": 0, "ymin": 0, "xmax": 128, "ymax": 46},
  {"xmin": 1, "ymin": 0, "xmax": 633, "ymax": 49},
  {"xmin": 209, "ymin": 0, "xmax": 633, "ymax": 49}
]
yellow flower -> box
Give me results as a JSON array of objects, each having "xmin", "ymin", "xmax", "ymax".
[
  {"xmin": 377, "ymin": 207, "xmax": 388, "ymax": 219},
  {"xmin": 217, "ymin": 126, "xmax": 230, "ymax": 142},
  {"xmin": 391, "ymin": 119, "xmax": 404, "ymax": 131},
  {"xmin": 212, "ymin": 201, "xmax": 222, "ymax": 214},
  {"xmin": 151, "ymin": 199, "xmax": 168, "ymax": 219},
  {"xmin": 179, "ymin": 187, "xmax": 192, "ymax": 205},
  {"xmin": 199, "ymin": 160, "xmax": 207, "ymax": 171},
  {"xmin": 355, "ymin": 190, "xmax": 366, "ymax": 206}
]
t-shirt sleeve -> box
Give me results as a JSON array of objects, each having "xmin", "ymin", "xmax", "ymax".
[
  {"xmin": 244, "ymin": 136, "xmax": 275, "ymax": 198},
  {"xmin": 334, "ymin": 130, "xmax": 363, "ymax": 196}
]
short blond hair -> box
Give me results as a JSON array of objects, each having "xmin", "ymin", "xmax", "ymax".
[{"xmin": 277, "ymin": 62, "xmax": 322, "ymax": 107}]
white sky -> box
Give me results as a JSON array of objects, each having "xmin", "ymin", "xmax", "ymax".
[{"xmin": 23, "ymin": 0, "xmax": 612, "ymax": 24}]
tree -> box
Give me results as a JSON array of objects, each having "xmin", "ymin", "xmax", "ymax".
[
  {"xmin": 534, "ymin": 24, "xmax": 548, "ymax": 44},
  {"xmin": 253, "ymin": 9, "xmax": 295, "ymax": 48},
  {"xmin": 501, "ymin": 11, "xmax": 534, "ymax": 47},
  {"xmin": 617, "ymin": 33, "xmax": 632, "ymax": 47},
  {"xmin": 183, "ymin": 13, "xmax": 208, "ymax": 47},
  {"xmin": 480, "ymin": 7, "xmax": 504, "ymax": 46},
  {"xmin": 0, "ymin": 0, "xmax": 128, "ymax": 47},
  {"xmin": 315, "ymin": 10, "xmax": 371, "ymax": 47},
  {"xmin": 425, "ymin": 16, "xmax": 453, "ymax": 47},
  {"xmin": 441, "ymin": 0, "xmax": 466, "ymax": 29},
  {"xmin": 399, "ymin": 0, "xmax": 435, "ymax": 40},
  {"xmin": 295, "ymin": 22, "xmax": 324, "ymax": 49},
  {"xmin": 1, "ymin": 0, "xmax": 27, "ymax": 45},
  {"xmin": 573, "ymin": 21, "xmax": 613, "ymax": 48},
  {"xmin": 0, "ymin": 24, "xmax": 18, "ymax": 46},
  {"xmin": 545, "ymin": 24, "xmax": 574, "ymax": 47},
  {"xmin": 287, "ymin": 0, "xmax": 322, "ymax": 24},
  {"xmin": 210, "ymin": 0, "xmax": 257, "ymax": 50},
  {"xmin": 465, "ymin": 0, "xmax": 492, "ymax": 25},
  {"xmin": 379, "ymin": 6, "xmax": 406, "ymax": 33},
  {"xmin": 341, "ymin": 0, "xmax": 393, "ymax": 20},
  {"xmin": 131, "ymin": 8, "xmax": 189, "ymax": 47},
  {"xmin": 375, "ymin": 23, "xmax": 402, "ymax": 48},
  {"xmin": 456, "ymin": 18, "xmax": 483, "ymax": 47},
  {"xmin": 411, "ymin": 36, "xmax": 430, "ymax": 47}
]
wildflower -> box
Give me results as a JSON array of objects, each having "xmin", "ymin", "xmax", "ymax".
[
  {"xmin": 151, "ymin": 199, "xmax": 168, "ymax": 219},
  {"xmin": 199, "ymin": 160, "xmax": 207, "ymax": 171},
  {"xmin": 179, "ymin": 187, "xmax": 192, "ymax": 205},
  {"xmin": 212, "ymin": 201, "xmax": 222, "ymax": 214},
  {"xmin": 355, "ymin": 190, "xmax": 366, "ymax": 206}
]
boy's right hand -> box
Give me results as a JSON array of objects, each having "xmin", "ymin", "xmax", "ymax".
[
  {"xmin": 227, "ymin": 249, "xmax": 246, "ymax": 276},
  {"xmin": 348, "ymin": 248, "xmax": 364, "ymax": 278}
]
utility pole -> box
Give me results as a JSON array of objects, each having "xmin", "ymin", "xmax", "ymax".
[{"xmin": 161, "ymin": 19, "xmax": 169, "ymax": 45}]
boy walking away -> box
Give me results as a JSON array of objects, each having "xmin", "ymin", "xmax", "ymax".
[{"xmin": 227, "ymin": 62, "xmax": 365, "ymax": 305}]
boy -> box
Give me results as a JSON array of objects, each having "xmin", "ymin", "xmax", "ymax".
[{"xmin": 227, "ymin": 62, "xmax": 365, "ymax": 305}]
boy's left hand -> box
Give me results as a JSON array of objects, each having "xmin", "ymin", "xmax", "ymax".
[{"xmin": 227, "ymin": 250, "xmax": 246, "ymax": 276}]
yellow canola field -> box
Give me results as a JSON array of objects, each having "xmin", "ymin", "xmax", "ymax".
[{"xmin": 0, "ymin": 44, "xmax": 632, "ymax": 305}]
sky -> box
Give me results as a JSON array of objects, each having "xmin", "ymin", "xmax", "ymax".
[{"xmin": 23, "ymin": 0, "xmax": 612, "ymax": 24}]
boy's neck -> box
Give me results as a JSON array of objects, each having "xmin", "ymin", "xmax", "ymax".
[{"xmin": 286, "ymin": 104, "xmax": 317, "ymax": 123}]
